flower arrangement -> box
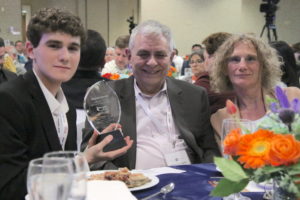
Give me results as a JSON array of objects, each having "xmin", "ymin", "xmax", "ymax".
[
  {"xmin": 102, "ymin": 73, "xmax": 120, "ymax": 80},
  {"xmin": 167, "ymin": 66, "xmax": 177, "ymax": 77},
  {"xmin": 211, "ymin": 86, "xmax": 300, "ymax": 199}
]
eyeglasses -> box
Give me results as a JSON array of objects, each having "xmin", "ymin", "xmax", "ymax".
[
  {"xmin": 227, "ymin": 55, "xmax": 258, "ymax": 64},
  {"xmin": 190, "ymin": 59, "xmax": 204, "ymax": 65}
]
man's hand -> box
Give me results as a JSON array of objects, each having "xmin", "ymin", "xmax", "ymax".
[{"xmin": 84, "ymin": 123, "xmax": 133, "ymax": 164}]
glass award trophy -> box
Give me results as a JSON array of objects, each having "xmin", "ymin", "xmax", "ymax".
[{"xmin": 83, "ymin": 81, "xmax": 126, "ymax": 152}]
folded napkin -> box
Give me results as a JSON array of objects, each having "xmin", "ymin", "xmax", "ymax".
[
  {"xmin": 87, "ymin": 180, "xmax": 137, "ymax": 200},
  {"xmin": 245, "ymin": 180, "xmax": 273, "ymax": 192},
  {"xmin": 134, "ymin": 167, "xmax": 186, "ymax": 176}
]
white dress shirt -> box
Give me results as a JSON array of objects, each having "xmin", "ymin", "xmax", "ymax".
[
  {"xmin": 33, "ymin": 69, "xmax": 69, "ymax": 149},
  {"xmin": 134, "ymin": 80, "xmax": 188, "ymax": 169}
]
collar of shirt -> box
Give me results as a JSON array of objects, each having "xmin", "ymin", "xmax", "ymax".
[
  {"xmin": 134, "ymin": 78, "xmax": 168, "ymax": 98},
  {"xmin": 33, "ymin": 69, "xmax": 69, "ymax": 115}
]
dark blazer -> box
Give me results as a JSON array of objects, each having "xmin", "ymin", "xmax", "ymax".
[
  {"xmin": 0, "ymin": 68, "xmax": 17, "ymax": 83},
  {"xmin": 0, "ymin": 70, "xmax": 77, "ymax": 200},
  {"xmin": 83, "ymin": 76, "xmax": 220, "ymax": 169},
  {"xmin": 62, "ymin": 69, "xmax": 108, "ymax": 109}
]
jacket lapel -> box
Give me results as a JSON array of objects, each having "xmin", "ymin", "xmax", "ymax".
[
  {"xmin": 110, "ymin": 77, "xmax": 137, "ymax": 169},
  {"xmin": 166, "ymin": 78, "xmax": 204, "ymax": 159},
  {"xmin": 24, "ymin": 71, "xmax": 62, "ymax": 151}
]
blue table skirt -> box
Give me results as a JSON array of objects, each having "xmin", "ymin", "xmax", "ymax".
[{"xmin": 132, "ymin": 163, "xmax": 265, "ymax": 200}]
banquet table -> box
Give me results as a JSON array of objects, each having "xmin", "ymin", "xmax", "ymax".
[{"xmin": 132, "ymin": 163, "xmax": 266, "ymax": 200}]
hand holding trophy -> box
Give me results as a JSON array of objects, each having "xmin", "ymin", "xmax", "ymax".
[{"xmin": 84, "ymin": 81, "xmax": 126, "ymax": 152}]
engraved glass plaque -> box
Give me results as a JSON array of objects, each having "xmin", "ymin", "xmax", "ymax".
[
  {"xmin": 83, "ymin": 81, "xmax": 121, "ymax": 134},
  {"xmin": 83, "ymin": 81, "xmax": 126, "ymax": 152}
]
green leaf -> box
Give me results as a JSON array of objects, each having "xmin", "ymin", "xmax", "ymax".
[
  {"xmin": 265, "ymin": 95, "xmax": 277, "ymax": 106},
  {"xmin": 214, "ymin": 157, "xmax": 249, "ymax": 182},
  {"xmin": 260, "ymin": 165, "xmax": 284, "ymax": 173},
  {"xmin": 210, "ymin": 178, "xmax": 249, "ymax": 197}
]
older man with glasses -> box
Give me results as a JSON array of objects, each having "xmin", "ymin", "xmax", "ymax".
[{"xmin": 0, "ymin": 38, "xmax": 17, "ymax": 83}]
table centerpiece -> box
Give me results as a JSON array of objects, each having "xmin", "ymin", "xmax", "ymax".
[{"xmin": 211, "ymin": 86, "xmax": 300, "ymax": 200}]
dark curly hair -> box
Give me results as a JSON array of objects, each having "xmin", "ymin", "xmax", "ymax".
[{"xmin": 26, "ymin": 8, "xmax": 86, "ymax": 47}]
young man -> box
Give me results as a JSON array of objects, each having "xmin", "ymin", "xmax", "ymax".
[
  {"xmin": 0, "ymin": 8, "xmax": 132, "ymax": 200},
  {"xmin": 15, "ymin": 40, "xmax": 28, "ymax": 64},
  {"xmin": 83, "ymin": 20, "xmax": 220, "ymax": 170},
  {"xmin": 101, "ymin": 35, "xmax": 131, "ymax": 76}
]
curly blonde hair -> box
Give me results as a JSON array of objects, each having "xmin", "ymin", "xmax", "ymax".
[{"xmin": 211, "ymin": 34, "xmax": 282, "ymax": 93}]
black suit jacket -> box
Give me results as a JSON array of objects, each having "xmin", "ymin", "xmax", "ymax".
[
  {"xmin": 82, "ymin": 76, "xmax": 220, "ymax": 169},
  {"xmin": 0, "ymin": 68, "xmax": 17, "ymax": 83},
  {"xmin": 62, "ymin": 69, "xmax": 108, "ymax": 109},
  {"xmin": 0, "ymin": 70, "xmax": 77, "ymax": 200}
]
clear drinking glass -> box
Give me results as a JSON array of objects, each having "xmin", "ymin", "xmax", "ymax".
[
  {"xmin": 44, "ymin": 151, "xmax": 90, "ymax": 200},
  {"xmin": 221, "ymin": 118, "xmax": 255, "ymax": 157},
  {"xmin": 221, "ymin": 118, "xmax": 255, "ymax": 200},
  {"xmin": 27, "ymin": 157, "xmax": 73, "ymax": 200}
]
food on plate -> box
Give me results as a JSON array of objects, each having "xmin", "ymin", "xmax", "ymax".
[{"xmin": 88, "ymin": 167, "xmax": 151, "ymax": 188}]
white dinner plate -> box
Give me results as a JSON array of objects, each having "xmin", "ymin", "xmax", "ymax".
[{"xmin": 88, "ymin": 170, "xmax": 159, "ymax": 192}]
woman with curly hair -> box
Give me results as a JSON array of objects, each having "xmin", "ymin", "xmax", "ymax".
[{"xmin": 210, "ymin": 34, "xmax": 300, "ymax": 147}]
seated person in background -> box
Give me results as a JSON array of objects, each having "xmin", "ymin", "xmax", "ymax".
[
  {"xmin": 0, "ymin": 37, "xmax": 17, "ymax": 73},
  {"xmin": 292, "ymin": 42, "xmax": 300, "ymax": 68},
  {"xmin": 201, "ymin": 32, "xmax": 235, "ymax": 114},
  {"xmin": 0, "ymin": 8, "xmax": 133, "ymax": 200},
  {"xmin": 270, "ymin": 41, "xmax": 300, "ymax": 87},
  {"xmin": 62, "ymin": 29, "xmax": 109, "ymax": 149},
  {"xmin": 293, "ymin": 42, "xmax": 300, "ymax": 79},
  {"xmin": 82, "ymin": 20, "xmax": 220, "ymax": 170},
  {"xmin": 181, "ymin": 43, "xmax": 204, "ymax": 75},
  {"xmin": 0, "ymin": 38, "xmax": 17, "ymax": 83},
  {"xmin": 105, "ymin": 46, "xmax": 116, "ymax": 63},
  {"xmin": 172, "ymin": 48, "xmax": 184, "ymax": 74},
  {"xmin": 15, "ymin": 40, "xmax": 28, "ymax": 64},
  {"xmin": 5, "ymin": 45, "xmax": 27, "ymax": 75},
  {"xmin": 0, "ymin": 43, "xmax": 17, "ymax": 84},
  {"xmin": 189, "ymin": 51, "xmax": 205, "ymax": 84},
  {"xmin": 210, "ymin": 34, "xmax": 300, "ymax": 148},
  {"xmin": 62, "ymin": 29, "xmax": 108, "ymax": 109},
  {"xmin": 101, "ymin": 35, "xmax": 131, "ymax": 77}
]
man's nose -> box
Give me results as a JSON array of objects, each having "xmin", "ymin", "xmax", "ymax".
[{"xmin": 146, "ymin": 55, "xmax": 158, "ymax": 66}]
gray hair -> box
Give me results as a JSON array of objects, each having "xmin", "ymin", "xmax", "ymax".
[
  {"xmin": 106, "ymin": 47, "xmax": 115, "ymax": 52},
  {"xmin": 211, "ymin": 33, "xmax": 282, "ymax": 93},
  {"xmin": 129, "ymin": 20, "xmax": 174, "ymax": 52}
]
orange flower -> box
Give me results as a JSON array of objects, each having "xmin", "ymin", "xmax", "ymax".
[
  {"xmin": 226, "ymin": 100, "xmax": 238, "ymax": 115},
  {"xmin": 167, "ymin": 66, "xmax": 176, "ymax": 77},
  {"xmin": 170, "ymin": 66, "xmax": 176, "ymax": 72},
  {"xmin": 237, "ymin": 129, "xmax": 275, "ymax": 169},
  {"xmin": 269, "ymin": 134, "xmax": 300, "ymax": 166},
  {"xmin": 223, "ymin": 128, "xmax": 242, "ymax": 155},
  {"xmin": 110, "ymin": 73, "xmax": 120, "ymax": 80}
]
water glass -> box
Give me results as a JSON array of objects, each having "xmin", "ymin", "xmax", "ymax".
[
  {"xmin": 27, "ymin": 157, "xmax": 73, "ymax": 200},
  {"xmin": 221, "ymin": 119, "xmax": 254, "ymax": 200},
  {"xmin": 44, "ymin": 151, "xmax": 90, "ymax": 200},
  {"xmin": 221, "ymin": 118, "xmax": 255, "ymax": 157}
]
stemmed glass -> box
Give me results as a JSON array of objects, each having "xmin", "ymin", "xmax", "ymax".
[
  {"xmin": 27, "ymin": 157, "xmax": 73, "ymax": 200},
  {"xmin": 44, "ymin": 151, "xmax": 90, "ymax": 200},
  {"xmin": 221, "ymin": 118, "xmax": 255, "ymax": 200}
]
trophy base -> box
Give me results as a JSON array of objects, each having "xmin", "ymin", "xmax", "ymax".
[{"xmin": 96, "ymin": 129, "xmax": 127, "ymax": 152}]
